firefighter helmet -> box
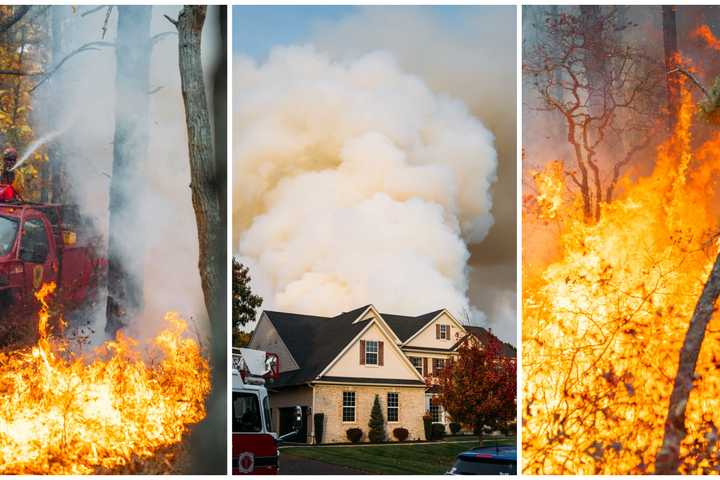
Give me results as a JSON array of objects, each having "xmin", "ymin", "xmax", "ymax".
[{"xmin": 3, "ymin": 147, "xmax": 17, "ymax": 162}]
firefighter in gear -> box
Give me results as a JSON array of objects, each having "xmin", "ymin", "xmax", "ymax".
[{"xmin": 0, "ymin": 147, "xmax": 19, "ymax": 202}]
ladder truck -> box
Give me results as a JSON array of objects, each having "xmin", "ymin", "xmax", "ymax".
[{"xmin": 232, "ymin": 347, "xmax": 301, "ymax": 475}]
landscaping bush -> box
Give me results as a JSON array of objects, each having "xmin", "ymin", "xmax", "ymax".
[
  {"xmin": 346, "ymin": 427, "xmax": 363, "ymax": 443},
  {"xmin": 449, "ymin": 422, "xmax": 462, "ymax": 435},
  {"xmin": 422, "ymin": 414, "xmax": 433, "ymax": 441},
  {"xmin": 393, "ymin": 427, "xmax": 409, "ymax": 442},
  {"xmin": 314, "ymin": 413, "xmax": 324, "ymax": 444},
  {"xmin": 368, "ymin": 395, "xmax": 387, "ymax": 442},
  {"xmin": 431, "ymin": 423, "xmax": 446, "ymax": 440}
]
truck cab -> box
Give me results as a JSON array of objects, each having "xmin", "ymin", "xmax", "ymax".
[
  {"xmin": 0, "ymin": 202, "xmax": 104, "ymax": 325},
  {"xmin": 232, "ymin": 347, "xmax": 301, "ymax": 475}
]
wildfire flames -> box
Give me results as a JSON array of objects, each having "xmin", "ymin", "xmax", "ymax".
[
  {"xmin": 0, "ymin": 283, "xmax": 211, "ymax": 474},
  {"xmin": 523, "ymin": 86, "xmax": 720, "ymax": 474}
]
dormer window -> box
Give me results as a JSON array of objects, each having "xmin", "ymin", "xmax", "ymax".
[
  {"xmin": 437, "ymin": 324, "xmax": 450, "ymax": 340},
  {"xmin": 365, "ymin": 340, "xmax": 379, "ymax": 365}
]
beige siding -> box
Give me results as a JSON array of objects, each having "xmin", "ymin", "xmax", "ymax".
[
  {"xmin": 312, "ymin": 384, "xmax": 426, "ymax": 443},
  {"xmin": 404, "ymin": 311, "xmax": 466, "ymax": 349},
  {"xmin": 248, "ymin": 313, "xmax": 299, "ymax": 372},
  {"xmin": 324, "ymin": 323, "xmax": 421, "ymax": 381}
]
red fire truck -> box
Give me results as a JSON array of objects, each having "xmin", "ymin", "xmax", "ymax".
[
  {"xmin": 232, "ymin": 347, "xmax": 302, "ymax": 475},
  {"xmin": 0, "ymin": 202, "xmax": 104, "ymax": 319}
]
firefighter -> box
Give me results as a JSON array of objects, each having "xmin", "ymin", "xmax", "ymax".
[{"xmin": 0, "ymin": 147, "xmax": 19, "ymax": 202}]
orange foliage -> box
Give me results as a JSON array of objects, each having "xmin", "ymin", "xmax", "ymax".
[
  {"xmin": 523, "ymin": 87, "xmax": 720, "ymax": 474},
  {"xmin": 0, "ymin": 283, "xmax": 211, "ymax": 474}
]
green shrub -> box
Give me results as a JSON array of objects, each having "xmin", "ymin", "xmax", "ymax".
[
  {"xmin": 368, "ymin": 394, "xmax": 387, "ymax": 442},
  {"xmin": 346, "ymin": 427, "xmax": 363, "ymax": 443},
  {"xmin": 449, "ymin": 422, "xmax": 462, "ymax": 435},
  {"xmin": 431, "ymin": 423, "xmax": 446, "ymax": 440},
  {"xmin": 392, "ymin": 427, "xmax": 409, "ymax": 442},
  {"xmin": 314, "ymin": 413, "xmax": 324, "ymax": 444},
  {"xmin": 423, "ymin": 414, "xmax": 433, "ymax": 441}
]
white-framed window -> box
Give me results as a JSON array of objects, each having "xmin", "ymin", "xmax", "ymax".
[
  {"xmin": 430, "ymin": 404, "xmax": 443, "ymax": 423},
  {"xmin": 410, "ymin": 356, "xmax": 423, "ymax": 375},
  {"xmin": 365, "ymin": 340, "xmax": 379, "ymax": 365},
  {"xmin": 387, "ymin": 392, "xmax": 399, "ymax": 422},
  {"xmin": 439, "ymin": 324, "xmax": 450, "ymax": 340},
  {"xmin": 342, "ymin": 391, "xmax": 356, "ymax": 422},
  {"xmin": 432, "ymin": 358, "xmax": 446, "ymax": 375}
]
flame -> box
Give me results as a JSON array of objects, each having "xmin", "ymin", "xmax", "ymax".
[
  {"xmin": 693, "ymin": 24, "xmax": 720, "ymax": 52},
  {"xmin": 0, "ymin": 283, "xmax": 211, "ymax": 474},
  {"xmin": 523, "ymin": 87, "xmax": 720, "ymax": 474}
]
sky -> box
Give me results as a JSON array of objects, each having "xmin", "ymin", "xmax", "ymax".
[
  {"xmin": 233, "ymin": 6, "xmax": 507, "ymax": 60},
  {"xmin": 232, "ymin": 5, "xmax": 517, "ymax": 345}
]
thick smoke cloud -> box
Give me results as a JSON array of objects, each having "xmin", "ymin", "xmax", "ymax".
[
  {"xmin": 310, "ymin": 7, "xmax": 517, "ymax": 343},
  {"xmin": 32, "ymin": 6, "xmax": 220, "ymax": 341},
  {"xmin": 234, "ymin": 45, "xmax": 498, "ymax": 329}
]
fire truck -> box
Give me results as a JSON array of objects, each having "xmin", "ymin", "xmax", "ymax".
[
  {"xmin": 232, "ymin": 347, "xmax": 302, "ymax": 475},
  {"xmin": 0, "ymin": 201, "xmax": 105, "ymax": 320}
]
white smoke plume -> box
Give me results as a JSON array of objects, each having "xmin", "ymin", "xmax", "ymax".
[
  {"xmin": 234, "ymin": 45, "xmax": 498, "ymax": 325},
  {"xmin": 31, "ymin": 6, "xmax": 220, "ymax": 341}
]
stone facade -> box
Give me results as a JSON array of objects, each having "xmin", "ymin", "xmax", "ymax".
[{"xmin": 312, "ymin": 383, "xmax": 426, "ymax": 444}]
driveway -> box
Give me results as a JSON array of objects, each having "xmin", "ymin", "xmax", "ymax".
[{"xmin": 279, "ymin": 452, "xmax": 368, "ymax": 475}]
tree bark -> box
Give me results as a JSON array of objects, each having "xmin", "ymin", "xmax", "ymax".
[
  {"xmin": 655, "ymin": 252, "xmax": 720, "ymax": 474},
  {"xmin": 105, "ymin": 6, "xmax": 151, "ymax": 335},
  {"xmin": 170, "ymin": 5, "xmax": 226, "ymax": 473},
  {"xmin": 48, "ymin": 5, "xmax": 67, "ymax": 203},
  {"xmin": 663, "ymin": 5, "xmax": 679, "ymax": 130}
]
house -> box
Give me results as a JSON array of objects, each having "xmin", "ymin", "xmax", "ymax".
[{"xmin": 248, "ymin": 304, "xmax": 516, "ymax": 444}]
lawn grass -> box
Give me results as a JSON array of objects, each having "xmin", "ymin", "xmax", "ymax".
[{"xmin": 281, "ymin": 437, "xmax": 516, "ymax": 475}]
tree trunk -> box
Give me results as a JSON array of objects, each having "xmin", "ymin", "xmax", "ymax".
[
  {"xmin": 48, "ymin": 5, "xmax": 67, "ymax": 203},
  {"xmin": 655, "ymin": 252, "xmax": 720, "ymax": 474},
  {"xmin": 663, "ymin": 5, "xmax": 679, "ymax": 130},
  {"xmin": 170, "ymin": 5, "xmax": 226, "ymax": 473},
  {"xmin": 105, "ymin": 6, "xmax": 151, "ymax": 336}
]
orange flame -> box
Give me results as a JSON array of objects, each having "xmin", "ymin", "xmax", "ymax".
[
  {"xmin": 0, "ymin": 283, "xmax": 211, "ymax": 474},
  {"xmin": 523, "ymin": 87, "xmax": 720, "ymax": 474},
  {"xmin": 693, "ymin": 24, "xmax": 720, "ymax": 52}
]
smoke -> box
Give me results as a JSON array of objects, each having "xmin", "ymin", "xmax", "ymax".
[
  {"xmin": 234, "ymin": 45, "xmax": 498, "ymax": 328},
  {"xmin": 31, "ymin": 6, "xmax": 220, "ymax": 341}
]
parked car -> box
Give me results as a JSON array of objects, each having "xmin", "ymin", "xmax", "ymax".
[{"xmin": 446, "ymin": 446, "xmax": 517, "ymax": 475}]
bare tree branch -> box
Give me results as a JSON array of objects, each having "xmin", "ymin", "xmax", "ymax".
[
  {"xmin": 30, "ymin": 41, "xmax": 115, "ymax": 93},
  {"xmin": 668, "ymin": 66, "xmax": 710, "ymax": 100}
]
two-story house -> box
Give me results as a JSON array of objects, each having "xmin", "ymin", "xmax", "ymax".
[{"xmin": 247, "ymin": 304, "xmax": 515, "ymax": 443}]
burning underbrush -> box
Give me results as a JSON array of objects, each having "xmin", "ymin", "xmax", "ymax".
[
  {"xmin": 0, "ymin": 283, "xmax": 211, "ymax": 474},
  {"xmin": 523, "ymin": 87, "xmax": 720, "ymax": 474}
]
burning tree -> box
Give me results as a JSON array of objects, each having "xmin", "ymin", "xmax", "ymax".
[
  {"xmin": 524, "ymin": 6, "xmax": 664, "ymax": 222},
  {"xmin": 437, "ymin": 335, "xmax": 516, "ymax": 441},
  {"xmin": 524, "ymin": 83, "xmax": 720, "ymax": 474}
]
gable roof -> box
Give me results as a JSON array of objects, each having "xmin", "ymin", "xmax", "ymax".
[
  {"xmin": 462, "ymin": 326, "xmax": 517, "ymax": 358},
  {"xmin": 262, "ymin": 305, "xmax": 452, "ymax": 388},
  {"xmin": 382, "ymin": 309, "xmax": 444, "ymax": 343},
  {"xmin": 265, "ymin": 305, "xmax": 371, "ymax": 388}
]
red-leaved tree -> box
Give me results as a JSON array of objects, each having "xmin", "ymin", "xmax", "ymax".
[{"xmin": 437, "ymin": 336, "xmax": 516, "ymax": 441}]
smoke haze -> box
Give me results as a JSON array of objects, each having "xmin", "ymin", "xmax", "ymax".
[
  {"xmin": 234, "ymin": 6, "xmax": 516, "ymax": 343},
  {"xmin": 32, "ymin": 6, "xmax": 220, "ymax": 341}
]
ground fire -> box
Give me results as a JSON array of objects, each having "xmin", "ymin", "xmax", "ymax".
[
  {"xmin": 0, "ymin": 282, "xmax": 211, "ymax": 474},
  {"xmin": 523, "ymin": 82, "xmax": 720, "ymax": 474}
]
